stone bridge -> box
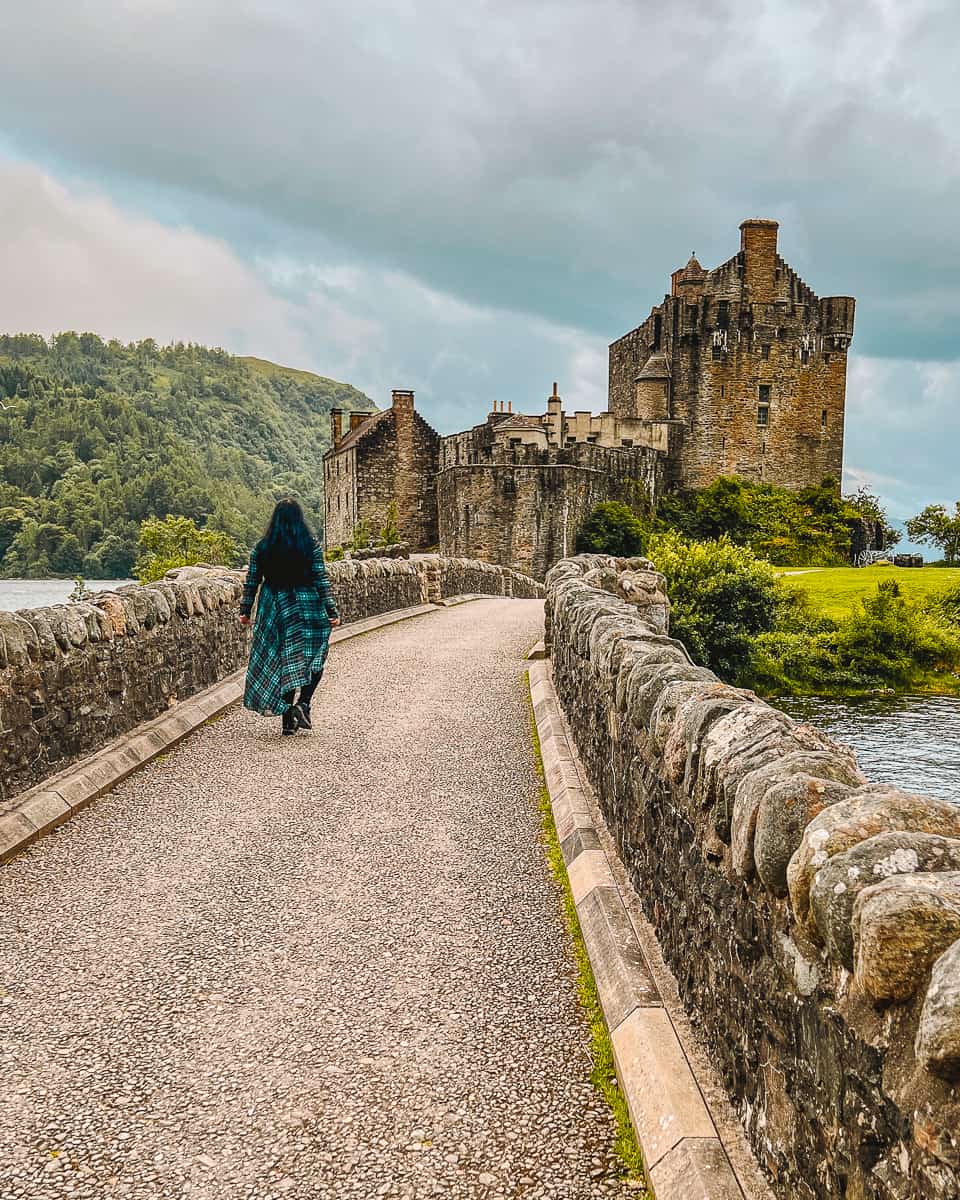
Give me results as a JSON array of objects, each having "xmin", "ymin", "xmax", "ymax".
[{"xmin": 0, "ymin": 555, "xmax": 957, "ymax": 1200}]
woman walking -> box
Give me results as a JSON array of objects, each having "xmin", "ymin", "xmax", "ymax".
[{"xmin": 238, "ymin": 498, "xmax": 340, "ymax": 735}]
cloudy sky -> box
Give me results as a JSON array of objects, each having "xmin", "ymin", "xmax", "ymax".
[{"xmin": 1, "ymin": 0, "xmax": 957, "ymax": 532}]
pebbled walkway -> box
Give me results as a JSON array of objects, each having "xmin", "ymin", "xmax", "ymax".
[{"xmin": 0, "ymin": 600, "xmax": 639, "ymax": 1200}]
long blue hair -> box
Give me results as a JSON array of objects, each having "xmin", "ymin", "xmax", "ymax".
[{"xmin": 259, "ymin": 497, "xmax": 316, "ymax": 585}]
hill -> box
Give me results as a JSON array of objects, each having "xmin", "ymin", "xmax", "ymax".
[{"xmin": 0, "ymin": 332, "xmax": 373, "ymax": 578}]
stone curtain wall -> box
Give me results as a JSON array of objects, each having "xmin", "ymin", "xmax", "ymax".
[
  {"xmin": 545, "ymin": 554, "xmax": 960, "ymax": 1200},
  {"xmin": 0, "ymin": 558, "xmax": 543, "ymax": 803},
  {"xmin": 0, "ymin": 566, "xmax": 250, "ymax": 805},
  {"xmin": 437, "ymin": 443, "xmax": 664, "ymax": 581}
]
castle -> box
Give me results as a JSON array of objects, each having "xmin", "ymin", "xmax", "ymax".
[{"xmin": 323, "ymin": 218, "xmax": 855, "ymax": 578}]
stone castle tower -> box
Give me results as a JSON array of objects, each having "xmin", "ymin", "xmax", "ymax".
[{"xmin": 608, "ymin": 218, "xmax": 855, "ymax": 490}]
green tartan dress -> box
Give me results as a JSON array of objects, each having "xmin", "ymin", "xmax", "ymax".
[{"xmin": 240, "ymin": 542, "xmax": 340, "ymax": 716}]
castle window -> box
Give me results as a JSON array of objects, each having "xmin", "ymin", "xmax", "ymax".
[
  {"xmin": 757, "ymin": 405, "xmax": 770, "ymax": 427},
  {"xmin": 824, "ymin": 353, "xmax": 832, "ymax": 364},
  {"xmin": 821, "ymin": 409, "xmax": 828, "ymax": 428},
  {"xmin": 712, "ymin": 343, "xmax": 723, "ymax": 361},
  {"xmin": 653, "ymin": 314, "xmax": 662, "ymax": 351},
  {"xmin": 801, "ymin": 349, "xmax": 810, "ymax": 365},
  {"xmin": 762, "ymin": 344, "xmax": 770, "ymax": 360},
  {"xmin": 621, "ymin": 438, "xmax": 634, "ymax": 447},
  {"xmin": 759, "ymin": 385, "xmax": 771, "ymax": 405},
  {"xmin": 720, "ymin": 386, "xmax": 725, "ymax": 398},
  {"xmin": 510, "ymin": 438, "xmax": 522, "ymax": 448},
  {"xmin": 717, "ymin": 300, "xmax": 729, "ymax": 328}
]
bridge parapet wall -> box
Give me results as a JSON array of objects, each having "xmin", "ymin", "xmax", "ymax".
[
  {"xmin": 545, "ymin": 554, "xmax": 960, "ymax": 1200},
  {"xmin": 0, "ymin": 558, "xmax": 543, "ymax": 805}
]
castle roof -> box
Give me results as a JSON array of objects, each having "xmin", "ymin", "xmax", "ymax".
[
  {"xmin": 493, "ymin": 414, "xmax": 547, "ymax": 433},
  {"xmin": 635, "ymin": 352, "xmax": 670, "ymax": 381},
  {"xmin": 679, "ymin": 253, "xmax": 706, "ymax": 279},
  {"xmin": 330, "ymin": 408, "xmax": 390, "ymax": 453}
]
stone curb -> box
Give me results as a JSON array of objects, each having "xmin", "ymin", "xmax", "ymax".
[
  {"xmin": 0, "ymin": 600, "xmax": 474, "ymax": 866},
  {"xmin": 528, "ymin": 658, "xmax": 746, "ymax": 1200}
]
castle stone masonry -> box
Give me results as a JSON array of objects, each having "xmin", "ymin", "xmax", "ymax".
[
  {"xmin": 323, "ymin": 219, "xmax": 855, "ymax": 577},
  {"xmin": 609, "ymin": 218, "xmax": 855, "ymax": 490}
]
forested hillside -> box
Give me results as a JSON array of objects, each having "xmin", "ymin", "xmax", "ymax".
[{"xmin": 0, "ymin": 333, "xmax": 373, "ymax": 578}]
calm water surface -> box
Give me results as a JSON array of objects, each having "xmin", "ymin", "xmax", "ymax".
[
  {"xmin": 0, "ymin": 579, "xmax": 135, "ymax": 611},
  {"xmin": 778, "ymin": 693, "xmax": 960, "ymax": 803}
]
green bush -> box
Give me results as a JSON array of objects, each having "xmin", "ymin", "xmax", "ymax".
[
  {"xmin": 647, "ymin": 531, "xmax": 780, "ymax": 682},
  {"xmin": 379, "ymin": 501, "xmax": 401, "ymax": 546},
  {"xmin": 575, "ymin": 502, "xmax": 649, "ymax": 557},
  {"xmin": 929, "ymin": 582, "xmax": 960, "ymax": 624},
  {"xmin": 750, "ymin": 581, "xmax": 960, "ymax": 696},
  {"xmin": 135, "ymin": 515, "xmax": 243, "ymax": 583}
]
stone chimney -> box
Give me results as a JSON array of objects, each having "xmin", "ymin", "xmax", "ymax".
[
  {"xmin": 392, "ymin": 389, "xmax": 415, "ymax": 415},
  {"xmin": 392, "ymin": 390, "xmax": 416, "ymax": 545},
  {"xmin": 740, "ymin": 218, "xmax": 779, "ymax": 304},
  {"xmin": 349, "ymin": 411, "xmax": 366, "ymax": 432},
  {"xmin": 331, "ymin": 408, "xmax": 343, "ymax": 448},
  {"xmin": 546, "ymin": 381, "xmax": 563, "ymax": 447}
]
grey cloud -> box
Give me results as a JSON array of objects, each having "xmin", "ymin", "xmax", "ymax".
[{"xmin": 2, "ymin": 0, "xmax": 959, "ymax": 358}]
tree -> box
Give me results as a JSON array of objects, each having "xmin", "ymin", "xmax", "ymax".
[
  {"xmin": 575, "ymin": 502, "xmax": 648, "ymax": 557},
  {"xmin": 906, "ymin": 503, "xmax": 960, "ymax": 565},
  {"xmin": 845, "ymin": 486, "xmax": 900, "ymax": 551},
  {"xmin": 135, "ymin": 515, "xmax": 243, "ymax": 583}
]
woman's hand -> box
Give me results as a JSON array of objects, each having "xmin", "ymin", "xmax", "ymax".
[
  {"xmin": 330, "ymin": 617, "xmax": 341, "ymax": 627},
  {"xmin": 239, "ymin": 614, "xmax": 251, "ymax": 627}
]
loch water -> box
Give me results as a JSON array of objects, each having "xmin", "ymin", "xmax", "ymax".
[
  {"xmin": 0, "ymin": 579, "xmax": 135, "ymax": 611},
  {"xmin": 777, "ymin": 693, "xmax": 960, "ymax": 804}
]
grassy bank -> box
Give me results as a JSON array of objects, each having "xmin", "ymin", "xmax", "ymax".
[
  {"xmin": 525, "ymin": 678, "xmax": 647, "ymax": 1190},
  {"xmin": 778, "ymin": 566, "xmax": 960, "ymax": 620}
]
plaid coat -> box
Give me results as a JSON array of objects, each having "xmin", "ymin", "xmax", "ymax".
[{"xmin": 240, "ymin": 541, "xmax": 340, "ymax": 716}]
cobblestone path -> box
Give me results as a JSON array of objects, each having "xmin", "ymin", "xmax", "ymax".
[{"xmin": 0, "ymin": 600, "xmax": 639, "ymax": 1200}]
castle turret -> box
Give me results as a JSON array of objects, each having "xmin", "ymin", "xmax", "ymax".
[
  {"xmin": 673, "ymin": 254, "xmax": 707, "ymax": 300},
  {"xmin": 740, "ymin": 218, "xmax": 779, "ymax": 304},
  {"xmin": 634, "ymin": 352, "xmax": 671, "ymax": 420},
  {"xmin": 822, "ymin": 295, "xmax": 856, "ymax": 350}
]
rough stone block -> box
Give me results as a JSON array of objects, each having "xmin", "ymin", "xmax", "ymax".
[
  {"xmin": 916, "ymin": 938, "xmax": 960, "ymax": 1080},
  {"xmin": 810, "ymin": 832, "xmax": 960, "ymax": 970},
  {"xmin": 788, "ymin": 788, "xmax": 960, "ymax": 936},
  {"xmin": 854, "ymin": 872, "xmax": 960, "ymax": 1001}
]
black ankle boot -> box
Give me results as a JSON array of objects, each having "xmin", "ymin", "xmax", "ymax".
[
  {"xmin": 294, "ymin": 701, "xmax": 312, "ymax": 730},
  {"xmin": 281, "ymin": 709, "xmax": 298, "ymax": 736}
]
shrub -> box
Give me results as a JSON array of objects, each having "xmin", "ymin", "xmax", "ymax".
[
  {"xmin": 647, "ymin": 531, "xmax": 780, "ymax": 682},
  {"xmin": 576, "ymin": 502, "xmax": 649, "ymax": 557},
  {"xmin": 750, "ymin": 581, "xmax": 960, "ymax": 695},
  {"xmin": 135, "ymin": 515, "xmax": 243, "ymax": 583},
  {"xmin": 379, "ymin": 501, "xmax": 401, "ymax": 546}
]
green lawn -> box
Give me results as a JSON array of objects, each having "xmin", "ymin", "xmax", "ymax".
[{"xmin": 778, "ymin": 565, "xmax": 960, "ymax": 620}]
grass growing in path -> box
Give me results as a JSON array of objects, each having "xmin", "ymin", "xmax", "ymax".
[
  {"xmin": 778, "ymin": 565, "xmax": 960, "ymax": 620},
  {"xmin": 525, "ymin": 674, "xmax": 648, "ymax": 1190}
]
